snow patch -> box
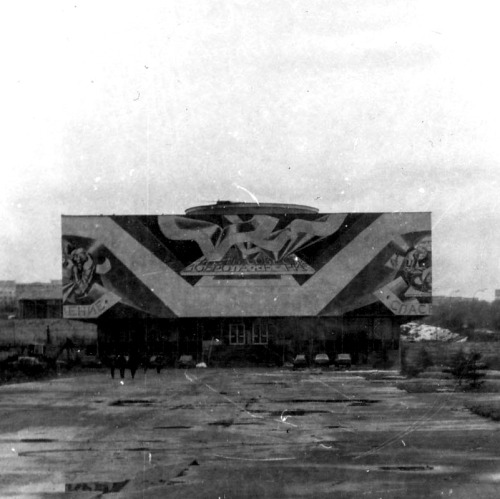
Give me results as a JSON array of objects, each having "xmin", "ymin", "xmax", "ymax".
[{"xmin": 401, "ymin": 322, "xmax": 461, "ymax": 342}]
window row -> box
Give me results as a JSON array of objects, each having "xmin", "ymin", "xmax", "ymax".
[{"xmin": 229, "ymin": 324, "xmax": 269, "ymax": 345}]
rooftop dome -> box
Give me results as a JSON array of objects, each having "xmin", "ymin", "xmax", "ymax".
[{"xmin": 185, "ymin": 201, "xmax": 318, "ymax": 216}]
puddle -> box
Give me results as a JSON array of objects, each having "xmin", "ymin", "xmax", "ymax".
[
  {"xmin": 277, "ymin": 399, "xmax": 379, "ymax": 405},
  {"xmin": 66, "ymin": 479, "xmax": 129, "ymax": 493},
  {"xmin": 274, "ymin": 409, "xmax": 330, "ymax": 416},
  {"xmin": 208, "ymin": 419, "xmax": 234, "ymax": 426},
  {"xmin": 18, "ymin": 447, "xmax": 155, "ymax": 457},
  {"xmin": 153, "ymin": 425, "xmax": 192, "ymax": 430},
  {"xmin": 249, "ymin": 409, "xmax": 330, "ymax": 416},
  {"xmin": 379, "ymin": 465, "xmax": 434, "ymax": 472},
  {"xmin": 329, "ymin": 464, "xmax": 456, "ymax": 474},
  {"xmin": 233, "ymin": 422, "xmax": 264, "ymax": 426},
  {"xmin": 110, "ymin": 399, "xmax": 155, "ymax": 406},
  {"xmin": 253, "ymin": 382, "xmax": 289, "ymax": 386},
  {"xmin": 18, "ymin": 449, "xmax": 94, "ymax": 456},
  {"xmin": 20, "ymin": 438, "xmax": 56, "ymax": 443}
]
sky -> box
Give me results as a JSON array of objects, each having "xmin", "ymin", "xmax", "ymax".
[{"xmin": 0, "ymin": 0, "xmax": 499, "ymax": 300}]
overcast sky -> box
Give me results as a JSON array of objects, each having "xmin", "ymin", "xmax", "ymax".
[{"xmin": 1, "ymin": 0, "xmax": 499, "ymax": 299}]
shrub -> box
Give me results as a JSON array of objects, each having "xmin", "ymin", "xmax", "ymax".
[
  {"xmin": 466, "ymin": 401, "xmax": 500, "ymax": 421},
  {"xmin": 446, "ymin": 350, "xmax": 487, "ymax": 388}
]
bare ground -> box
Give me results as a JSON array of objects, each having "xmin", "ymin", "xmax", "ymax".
[{"xmin": 1, "ymin": 368, "xmax": 500, "ymax": 498}]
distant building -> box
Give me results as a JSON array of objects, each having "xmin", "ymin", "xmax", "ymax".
[
  {"xmin": 495, "ymin": 290, "xmax": 500, "ymax": 301},
  {"xmin": 17, "ymin": 282, "xmax": 62, "ymax": 319},
  {"xmin": 0, "ymin": 280, "xmax": 16, "ymax": 307}
]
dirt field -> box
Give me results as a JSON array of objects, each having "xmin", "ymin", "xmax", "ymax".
[{"xmin": 1, "ymin": 368, "xmax": 500, "ymax": 498}]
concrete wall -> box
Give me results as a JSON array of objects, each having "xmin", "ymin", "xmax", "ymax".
[
  {"xmin": 0, "ymin": 319, "xmax": 97, "ymax": 348},
  {"xmin": 401, "ymin": 341, "xmax": 500, "ymax": 372}
]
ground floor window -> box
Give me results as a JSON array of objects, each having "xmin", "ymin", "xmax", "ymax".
[
  {"xmin": 252, "ymin": 323, "xmax": 268, "ymax": 345},
  {"xmin": 229, "ymin": 324, "xmax": 246, "ymax": 344}
]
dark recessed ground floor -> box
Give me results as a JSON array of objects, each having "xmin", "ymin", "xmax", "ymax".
[{"xmin": 97, "ymin": 315, "xmax": 404, "ymax": 367}]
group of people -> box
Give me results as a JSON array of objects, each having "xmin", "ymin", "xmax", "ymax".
[
  {"xmin": 108, "ymin": 353, "xmax": 166, "ymax": 379},
  {"xmin": 108, "ymin": 353, "xmax": 139, "ymax": 379}
]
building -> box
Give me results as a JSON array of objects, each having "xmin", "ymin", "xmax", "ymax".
[
  {"xmin": 61, "ymin": 203, "xmax": 432, "ymax": 365},
  {"xmin": 495, "ymin": 290, "xmax": 500, "ymax": 301},
  {"xmin": 0, "ymin": 280, "xmax": 99, "ymax": 351},
  {"xmin": 17, "ymin": 281, "xmax": 62, "ymax": 319},
  {"xmin": 0, "ymin": 280, "xmax": 16, "ymax": 308}
]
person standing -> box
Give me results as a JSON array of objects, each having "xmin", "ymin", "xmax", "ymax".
[
  {"xmin": 116, "ymin": 354, "xmax": 127, "ymax": 379},
  {"xmin": 141, "ymin": 353, "xmax": 150, "ymax": 373},
  {"xmin": 155, "ymin": 354, "xmax": 164, "ymax": 374},
  {"xmin": 129, "ymin": 352, "xmax": 139, "ymax": 379},
  {"xmin": 109, "ymin": 354, "xmax": 116, "ymax": 379}
]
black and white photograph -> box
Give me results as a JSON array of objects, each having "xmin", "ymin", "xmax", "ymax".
[{"xmin": 1, "ymin": 1, "xmax": 500, "ymax": 497}]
